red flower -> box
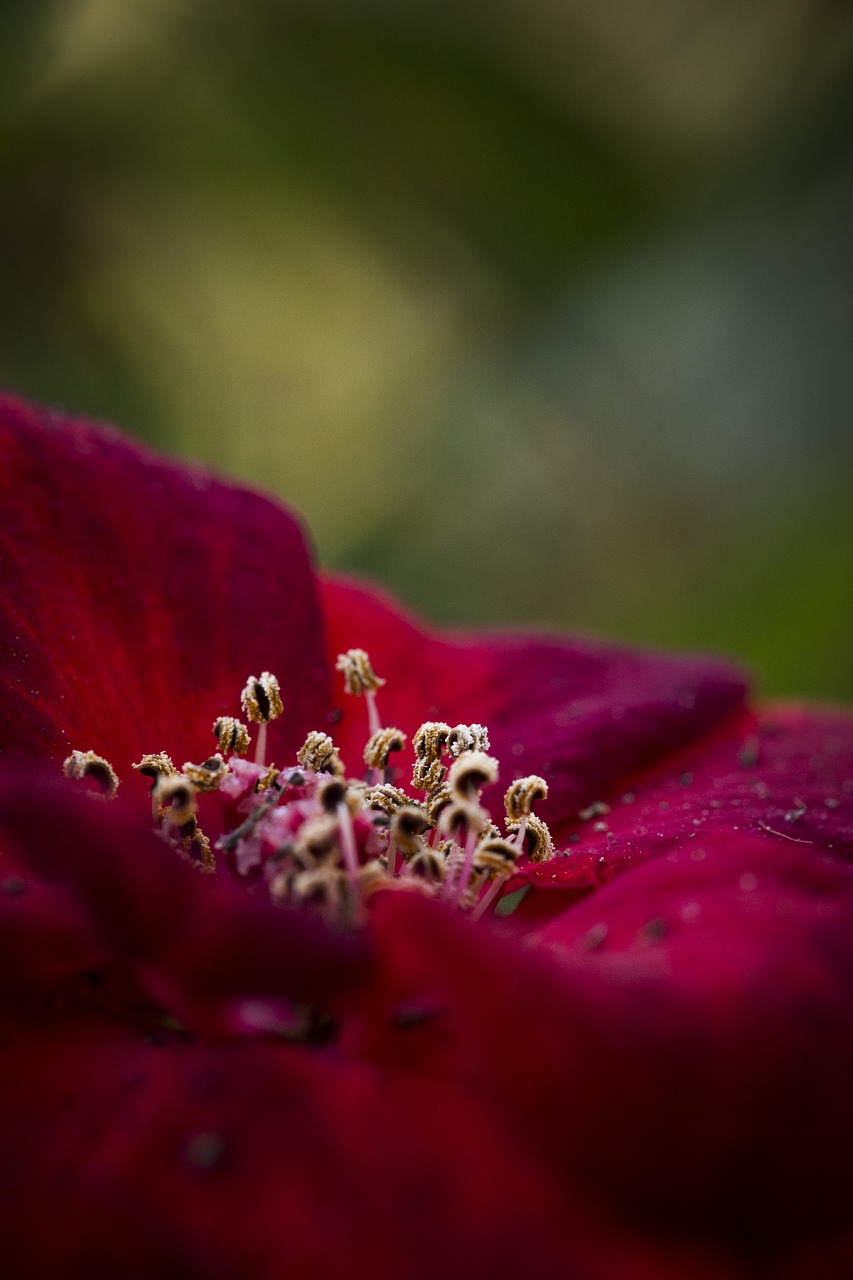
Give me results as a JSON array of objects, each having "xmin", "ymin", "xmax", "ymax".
[{"xmin": 1, "ymin": 392, "xmax": 853, "ymax": 1279}]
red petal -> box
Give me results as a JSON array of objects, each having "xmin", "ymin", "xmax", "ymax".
[
  {"xmin": 348, "ymin": 838, "xmax": 853, "ymax": 1265},
  {"xmin": 0, "ymin": 994, "xmax": 744, "ymax": 1279},
  {"xmin": 320, "ymin": 576, "xmax": 747, "ymax": 827},
  {"xmin": 0, "ymin": 767, "xmax": 371, "ymax": 1027},
  {"xmin": 524, "ymin": 703, "xmax": 853, "ymax": 901},
  {"xmin": 524, "ymin": 832, "xmax": 853, "ymax": 1251},
  {"xmin": 0, "ymin": 395, "xmax": 331, "ymax": 772}
]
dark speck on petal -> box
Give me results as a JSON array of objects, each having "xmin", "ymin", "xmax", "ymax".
[{"xmin": 184, "ymin": 1131, "xmax": 228, "ymax": 1172}]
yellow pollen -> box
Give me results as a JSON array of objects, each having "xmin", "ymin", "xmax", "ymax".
[{"xmin": 61, "ymin": 636, "xmax": 557, "ymax": 923}]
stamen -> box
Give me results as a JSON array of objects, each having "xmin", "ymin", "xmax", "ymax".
[
  {"xmin": 63, "ymin": 749, "xmax": 119, "ymax": 799},
  {"xmin": 240, "ymin": 672, "xmax": 284, "ymax": 766},
  {"xmin": 335, "ymin": 648, "xmax": 384, "ymax": 737},
  {"xmin": 184, "ymin": 825, "xmax": 216, "ymax": 874},
  {"xmin": 359, "ymin": 860, "xmax": 389, "ymax": 901},
  {"xmin": 424, "ymin": 783, "xmax": 453, "ymax": 827},
  {"xmin": 412, "ymin": 756, "xmax": 447, "ymax": 793},
  {"xmin": 470, "ymin": 836, "xmax": 520, "ymax": 920},
  {"xmin": 213, "ymin": 716, "xmax": 250, "ymax": 757},
  {"xmin": 297, "ymin": 731, "xmax": 344, "ymax": 776},
  {"xmin": 439, "ymin": 799, "xmax": 489, "ymax": 902},
  {"xmin": 388, "ymin": 804, "xmax": 431, "ymax": 876},
  {"xmin": 335, "ymin": 648, "xmax": 384, "ymax": 697},
  {"xmin": 336, "ymin": 800, "xmax": 363, "ymax": 924}
]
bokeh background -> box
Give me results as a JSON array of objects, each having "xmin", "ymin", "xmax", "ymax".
[{"xmin": 2, "ymin": 0, "xmax": 851, "ymax": 698}]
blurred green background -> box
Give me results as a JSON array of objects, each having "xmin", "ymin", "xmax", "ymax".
[{"xmin": 2, "ymin": 0, "xmax": 851, "ymax": 698}]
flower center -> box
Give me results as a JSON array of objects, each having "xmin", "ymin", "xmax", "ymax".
[{"xmin": 63, "ymin": 649, "xmax": 555, "ymax": 925}]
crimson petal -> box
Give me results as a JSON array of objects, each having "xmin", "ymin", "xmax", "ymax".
[
  {"xmin": 0, "ymin": 768, "xmax": 371, "ymax": 1025},
  {"xmin": 348, "ymin": 838, "xmax": 853, "ymax": 1269},
  {"xmin": 524, "ymin": 704, "xmax": 853, "ymax": 903},
  {"xmin": 0, "ymin": 394, "xmax": 330, "ymax": 772}
]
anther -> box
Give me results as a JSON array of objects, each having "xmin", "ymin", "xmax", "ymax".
[
  {"xmin": 440, "ymin": 798, "xmax": 490, "ymax": 839},
  {"xmin": 294, "ymin": 816, "xmax": 341, "ymax": 864},
  {"xmin": 411, "ymin": 722, "xmax": 451, "ymax": 790},
  {"xmin": 213, "ymin": 716, "xmax": 250, "ymax": 757},
  {"xmin": 424, "ymin": 783, "xmax": 453, "ymax": 825},
  {"xmin": 317, "ymin": 776, "xmax": 349, "ymax": 816},
  {"xmin": 363, "ymin": 727, "xmax": 406, "ymax": 772},
  {"xmin": 183, "ymin": 754, "xmax": 228, "ymax": 793},
  {"xmin": 154, "ymin": 775, "xmax": 198, "ymax": 827},
  {"xmin": 390, "ymin": 805, "xmax": 431, "ymax": 858},
  {"xmin": 133, "ymin": 752, "xmax": 178, "ymax": 785},
  {"xmin": 183, "ymin": 825, "xmax": 215, "ymax": 874},
  {"xmin": 335, "ymin": 648, "xmax": 384, "ymax": 697},
  {"xmin": 363, "ymin": 783, "xmax": 412, "ymax": 816},
  {"xmin": 336, "ymin": 648, "xmax": 384, "ymax": 737},
  {"xmin": 446, "ymin": 723, "xmax": 490, "ymax": 758},
  {"xmin": 406, "ymin": 847, "xmax": 446, "ymax": 886},
  {"xmin": 241, "ymin": 671, "xmax": 284, "ymax": 724},
  {"xmin": 63, "ymin": 750, "xmax": 119, "ymax": 799},
  {"xmin": 448, "ymin": 751, "xmax": 499, "ymax": 800},
  {"xmin": 290, "ymin": 867, "xmax": 346, "ymax": 918},
  {"xmin": 504, "ymin": 775, "xmax": 548, "ymax": 821},
  {"xmin": 241, "ymin": 672, "xmax": 284, "ymax": 767},
  {"xmin": 413, "ymin": 721, "xmax": 451, "ymax": 760},
  {"xmin": 472, "ymin": 836, "xmax": 519, "ymax": 880},
  {"xmin": 412, "ymin": 756, "xmax": 448, "ymax": 793},
  {"xmin": 411, "ymin": 722, "xmax": 452, "ymax": 791},
  {"xmin": 297, "ymin": 731, "xmax": 344, "ymax": 776},
  {"xmin": 506, "ymin": 813, "xmax": 555, "ymax": 863},
  {"xmin": 358, "ymin": 860, "xmax": 389, "ymax": 900}
]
